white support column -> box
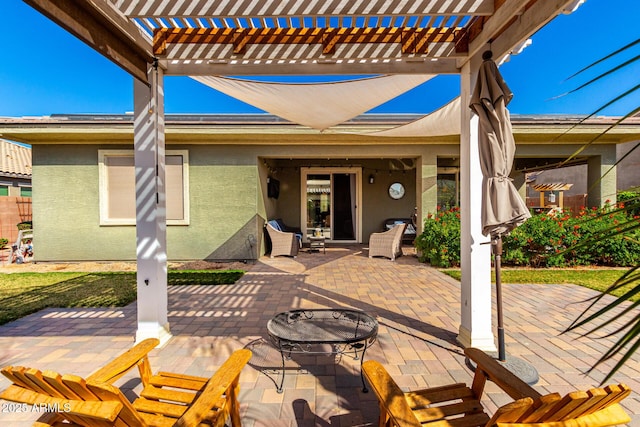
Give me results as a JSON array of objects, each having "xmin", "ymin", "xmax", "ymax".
[
  {"xmin": 133, "ymin": 64, "xmax": 171, "ymax": 345},
  {"xmin": 457, "ymin": 59, "xmax": 496, "ymax": 351}
]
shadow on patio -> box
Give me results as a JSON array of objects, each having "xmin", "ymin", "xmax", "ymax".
[{"xmin": 0, "ymin": 245, "xmax": 638, "ymax": 425}]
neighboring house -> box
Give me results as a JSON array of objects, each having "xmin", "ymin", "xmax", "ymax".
[
  {"xmin": 525, "ymin": 139, "xmax": 640, "ymax": 202},
  {"xmin": 0, "ymin": 139, "xmax": 32, "ymax": 197},
  {"xmin": 0, "ymin": 139, "xmax": 32, "ymax": 243},
  {"xmin": 0, "ymin": 114, "xmax": 638, "ymax": 262}
]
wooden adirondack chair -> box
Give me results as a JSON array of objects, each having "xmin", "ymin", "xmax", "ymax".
[
  {"xmin": 0, "ymin": 338, "xmax": 252, "ymax": 427},
  {"xmin": 363, "ymin": 347, "xmax": 631, "ymax": 427}
]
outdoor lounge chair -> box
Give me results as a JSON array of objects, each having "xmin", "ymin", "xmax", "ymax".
[
  {"xmin": 0, "ymin": 338, "xmax": 252, "ymax": 427},
  {"xmin": 265, "ymin": 222, "xmax": 299, "ymax": 258},
  {"xmin": 268, "ymin": 219, "xmax": 303, "ymax": 247},
  {"xmin": 368, "ymin": 223, "xmax": 406, "ymax": 261},
  {"xmin": 363, "ymin": 347, "xmax": 631, "ymax": 427}
]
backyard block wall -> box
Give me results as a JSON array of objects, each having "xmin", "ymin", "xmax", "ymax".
[{"xmin": 0, "ymin": 196, "xmax": 31, "ymax": 243}]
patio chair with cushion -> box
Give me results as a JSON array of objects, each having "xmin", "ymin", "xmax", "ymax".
[
  {"xmin": 363, "ymin": 347, "xmax": 631, "ymax": 427},
  {"xmin": 267, "ymin": 219, "xmax": 303, "ymax": 247},
  {"xmin": 368, "ymin": 223, "xmax": 407, "ymax": 261},
  {"xmin": 0, "ymin": 338, "xmax": 252, "ymax": 427},
  {"xmin": 265, "ymin": 223, "xmax": 299, "ymax": 258},
  {"xmin": 383, "ymin": 218, "xmax": 417, "ymax": 244}
]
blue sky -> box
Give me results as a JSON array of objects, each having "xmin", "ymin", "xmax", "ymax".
[{"xmin": 1, "ymin": 0, "xmax": 639, "ymax": 117}]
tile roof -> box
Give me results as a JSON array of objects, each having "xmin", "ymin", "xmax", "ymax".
[{"xmin": 0, "ymin": 139, "xmax": 32, "ymax": 178}]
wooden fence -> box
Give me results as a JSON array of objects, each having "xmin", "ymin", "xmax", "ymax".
[{"xmin": 526, "ymin": 194, "xmax": 588, "ymax": 216}]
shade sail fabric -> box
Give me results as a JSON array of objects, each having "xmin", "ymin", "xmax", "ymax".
[
  {"xmin": 367, "ymin": 97, "xmax": 461, "ymax": 137},
  {"xmin": 470, "ymin": 59, "xmax": 530, "ymax": 237},
  {"xmin": 192, "ymin": 75, "xmax": 434, "ymax": 130}
]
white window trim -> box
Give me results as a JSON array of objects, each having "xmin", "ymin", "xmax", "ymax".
[{"xmin": 98, "ymin": 149, "xmax": 190, "ymax": 226}]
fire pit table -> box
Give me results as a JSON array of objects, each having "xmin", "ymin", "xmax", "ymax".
[{"xmin": 267, "ymin": 308, "xmax": 378, "ymax": 393}]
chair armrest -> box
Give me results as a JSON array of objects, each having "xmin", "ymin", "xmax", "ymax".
[
  {"xmin": 465, "ymin": 348, "xmax": 541, "ymax": 401},
  {"xmin": 362, "ymin": 360, "xmax": 422, "ymax": 427},
  {"xmin": 371, "ymin": 227, "xmax": 396, "ymax": 239},
  {"xmin": 87, "ymin": 338, "xmax": 159, "ymax": 385},
  {"xmin": 176, "ymin": 349, "xmax": 252, "ymax": 427}
]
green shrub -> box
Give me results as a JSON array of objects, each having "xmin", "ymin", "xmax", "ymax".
[
  {"xmin": 565, "ymin": 204, "xmax": 640, "ymax": 267},
  {"xmin": 618, "ymin": 190, "xmax": 640, "ymax": 217},
  {"xmin": 416, "ymin": 203, "xmax": 640, "ymax": 268},
  {"xmin": 17, "ymin": 221, "xmax": 32, "ymax": 231},
  {"xmin": 505, "ymin": 204, "xmax": 640, "ymax": 267},
  {"xmin": 503, "ymin": 212, "xmax": 578, "ymax": 267},
  {"xmin": 167, "ymin": 270, "xmax": 244, "ymax": 285},
  {"xmin": 415, "ymin": 206, "xmax": 461, "ymax": 267},
  {"xmin": 0, "ymin": 238, "xmax": 8, "ymax": 249}
]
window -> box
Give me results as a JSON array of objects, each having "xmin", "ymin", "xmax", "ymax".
[
  {"xmin": 437, "ymin": 172, "xmax": 459, "ymax": 208},
  {"xmin": 19, "ymin": 186, "xmax": 32, "ymax": 197},
  {"xmin": 0, "ymin": 185, "xmax": 8, "ymax": 196},
  {"xmin": 99, "ymin": 150, "xmax": 189, "ymax": 225}
]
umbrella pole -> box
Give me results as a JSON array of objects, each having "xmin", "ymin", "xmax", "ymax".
[{"xmin": 493, "ymin": 235, "xmax": 506, "ymax": 362}]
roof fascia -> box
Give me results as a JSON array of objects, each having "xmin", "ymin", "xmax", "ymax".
[{"xmin": 24, "ymin": 0, "xmax": 154, "ymax": 83}]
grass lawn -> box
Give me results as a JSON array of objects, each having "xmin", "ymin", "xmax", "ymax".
[
  {"xmin": 0, "ymin": 270, "xmax": 244, "ymax": 326},
  {"xmin": 440, "ymin": 268, "xmax": 637, "ymax": 301}
]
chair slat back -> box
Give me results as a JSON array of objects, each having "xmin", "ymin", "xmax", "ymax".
[
  {"xmin": 24, "ymin": 368, "xmax": 67, "ymax": 399},
  {"xmin": 1, "ymin": 366, "xmax": 146, "ymax": 427},
  {"xmin": 86, "ymin": 382, "xmax": 148, "ymax": 427},
  {"xmin": 518, "ymin": 393, "xmax": 562, "ymax": 422},
  {"xmin": 42, "ymin": 370, "xmax": 83, "ymax": 400},
  {"xmin": 493, "ymin": 384, "xmax": 631, "ymax": 426}
]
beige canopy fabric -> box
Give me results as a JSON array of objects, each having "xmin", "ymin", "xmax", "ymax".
[
  {"xmin": 367, "ymin": 97, "xmax": 461, "ymax": 137},
  {"xmin": 192, "ymin": 75, "xmax": 434, "ymax": 130},
  {"xmin": 470, "ymin": 58, "xmax": 531, "ymax": 238}
]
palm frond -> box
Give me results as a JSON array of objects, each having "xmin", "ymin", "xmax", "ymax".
[
  {"xmin": 552, "ymin": 54, "xmax": 640, "ymax": 100},
  {"xmin": 566, "ymin": 266, "xmax": 640, "ymax": 329},
  {"xmin": 557, "ymin": 88, "xmax": 640, "ymax": 166},
  {"xmin": 565, "ymin": 265, "xmax": 640, "ymax": 382},
  {"xmin": 590, "ymin": 321, "xmax": 640, "ymax": 383},
  {"xmin": 557, "ymin": 36, "xmax": 640, "ymax": 385},
  {"xmin": 565, "ymin": 38, "xmax": 640, "ymax": 80}
]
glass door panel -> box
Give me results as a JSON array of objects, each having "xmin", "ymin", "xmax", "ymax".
[
  {"xmin": 306, "ymin": 174, "xmax": 331, "ymax": 238},
  {"xmin": 302, "ymin": 167, "xmax": 361, "ymax": 242}
]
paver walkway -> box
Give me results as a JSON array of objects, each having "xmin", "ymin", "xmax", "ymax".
[{"xmin": 0, "ymin": 246, "xmax": 639, "ymax": 425}]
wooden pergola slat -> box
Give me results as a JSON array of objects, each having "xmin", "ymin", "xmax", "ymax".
[{"xmin": 152, "ymin": 26, "xmax": 463, "ymax": 56}]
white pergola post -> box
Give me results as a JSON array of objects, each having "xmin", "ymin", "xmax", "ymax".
[
  {"xmin": 457, "ymin": 59, "xmax": 496, "ymax": 351},
  {"xmin": 133, "ymin": 65, "xmax": 171, "ymax": 345}
]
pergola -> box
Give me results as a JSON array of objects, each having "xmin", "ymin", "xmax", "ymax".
[{"xmin": 24, "ymin": 0, "xmax": 584, "ymax": 348}]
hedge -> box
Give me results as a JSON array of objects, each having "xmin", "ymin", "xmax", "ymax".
[{"xmin": 416, "ymin": 202, "xmax": 640, "ymax": 268}]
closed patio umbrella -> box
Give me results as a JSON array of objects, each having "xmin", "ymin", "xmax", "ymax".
[{"xmin": 470, "ymin": 51, "xmax": 532, "ymax": 368}]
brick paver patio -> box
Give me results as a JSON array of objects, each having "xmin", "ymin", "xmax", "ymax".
[{"xmin": 1, "ymin": 245, "xmax": 639, "ymax": 425}]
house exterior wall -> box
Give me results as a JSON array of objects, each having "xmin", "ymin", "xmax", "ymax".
[
  {"xmin": 33, "ymin": 145, "xmax": 135, "ymax": 261},
  {"xmin": 517, "ymin": 144, "xmax": 618, "ymax": 207},
  {"xmin": 31, "ymin": 141, "xmax": 456, "ymax": 261},
  {"xmin": 617, "ymin": 140, "xmax": 640, "ymax": 191},
  {"xmin": 33, "ymin": 144, "xmax": 263, "ymax": 262},
  {"xmin": 21, "ymin": 124, "xmax": 637, "ymax": 263}
]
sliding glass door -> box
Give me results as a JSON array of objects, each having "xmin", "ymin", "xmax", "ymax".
[{"xmin": 301, "ymin": 167, "xmax": 361, "ymax": 242}]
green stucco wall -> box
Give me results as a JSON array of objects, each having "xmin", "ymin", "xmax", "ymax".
[
  {"xmin": 33, "ymin": 145, "xmax": 137, "ymax": 261},
  {"xmin": 33, "ymin": 145, "xmax": 263, "ymax": 261},
  {"xmin": 31, "ymin": 143, "xmax": 457, "ymax": 261}
]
